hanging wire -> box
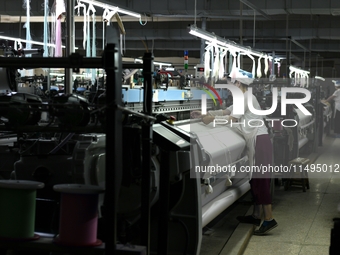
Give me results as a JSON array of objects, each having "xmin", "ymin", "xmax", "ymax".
[
  {"xmin": 194, "ymin": 0, "xmax": 197, "ymax": 26},
  {"xmin": 139, "ymin": 13, "xmax": 147, "ymax": 26},
  {"xmin": 253, "ymin": 10, "xmax": 256, "ymax": 48}
]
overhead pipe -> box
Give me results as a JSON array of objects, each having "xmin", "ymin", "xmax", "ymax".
[{"xmin": 239, "ymin": 0, "xmax": 271, "ymax": 20}]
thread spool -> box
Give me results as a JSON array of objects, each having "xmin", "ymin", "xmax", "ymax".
[
  {"xmin": 0, "ymin": 180, "xmax": 44, "ymax": 240},
  {"xmin": 53, "ymin": 184, "xmax": 104, "ymax": 246}
]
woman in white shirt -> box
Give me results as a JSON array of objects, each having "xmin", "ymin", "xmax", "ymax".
[
  {"xmin": 323, "ymin": 81, "xmax": 340, "ymax": 137},
  {"xmin": 193, "ymin": 77, "xmax": 278, "ymax": 235}
]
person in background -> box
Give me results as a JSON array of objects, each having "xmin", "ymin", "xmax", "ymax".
[
  {"xmin": 73, "ymin": 77, "xmax": 79, "ymax": 92},
  {"xmin": 191, "ymin": 72, "xmax": 278, "ymax": 235},
  {"xmin": 322, "ymin": 80, "xmax": 340, "ymax": 138}
]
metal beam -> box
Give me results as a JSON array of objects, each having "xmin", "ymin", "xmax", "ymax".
[
  {"xmin": 239, "ymin": 0, "xmax": 271, "ymax": 20},
  {"xmin": 290, "ymin": 38, "xmax": 311, "ymax": 52},
  {"xmin": 0, "ymin": 14, "xmax": 267, "ymax": 23}
]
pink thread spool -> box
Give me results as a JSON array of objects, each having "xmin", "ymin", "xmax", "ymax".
[{"xmin": 53, "ymin": 184, "xmax": 104, "ymax": 246}]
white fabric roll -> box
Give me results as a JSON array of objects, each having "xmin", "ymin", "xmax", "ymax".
[
  {"xmin": 230, "ymin": 51, "xmax": 237, "ymax": 81},
  {"xmin": 264, "ymin": 55, "xmax": 269, "ymax": 76},
  {"xmin": 219, "ymin": 50, "xmax": 227, "ymax": 79},
  {"xmin": 204, "ymin": 50, "xmax": 211, "ymax": 82},
  {"xmin": 247, "ymin": 54, "xmax": 255, "ymax": 78},
  {"xmin": 213, "ymin": 46, "xmax": 220, "ymax": 82},
  {"xmin": 257, "ymin": 56, "xmax": 262, "ymax": 78}
]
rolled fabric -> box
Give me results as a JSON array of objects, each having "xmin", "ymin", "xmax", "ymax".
[
  {"xmin": 228, "ymin": 52, "xmax": 233, "ymax": 74},
  {"xmin": 289, "ymin": 70, "xmax": 293, "ymax": 79},
  {"xmin": 213, "ymin": 46, "xmax": 220, "ymax": 82},
  {"xmin": 257, "ymin": 56, "xmax": 262, "ymax": 78},
  {"xmin": 277, "ymin": 61, "xmax": 281, "ymax": 77},
  {"xmin": 301, "ymin": 73, "xmax": 305, "ymax": 87},
  {"xmin": 204, "ymin": 49, "xmax": 211, "ymax": 82},
  {"xmin": 264, "ymin": 55, "xmax": 269, "ymax": 77},
  {"xmin": 268, "ymin": 58, "xmax": 272, "ymax": 75},
  {"xmin": 230, "ymin": 51, "xmax": 237, "ymax": 81},
  {"xmin": 219, "ymin": 50, "xmax": 227, "ymax": 79},
  {"xmin": 56, "ymin": 0, "xmax": 65, "ymax": 18},
  {"xmin": 247, "ymin": 53, "xmax": 255, "ymax": 78},
  {"xmin": 299, "ymin": 73, "xmax": 302, "ymax": 87}
]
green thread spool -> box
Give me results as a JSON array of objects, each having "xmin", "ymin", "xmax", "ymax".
[{"xmin": 0, "ymin": 180, "xmax": 44, "ymax": 240}]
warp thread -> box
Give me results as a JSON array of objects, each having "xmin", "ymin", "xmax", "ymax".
[
  {"xmin": 91, "ymin": 6, "xmax": 96, "ymax": 83},
  {"xmin": 55, "ymin": 0, "xmax": 65, "ymax": 57},
  {"xmin": 43, "ymin": 0, "xmax": 49, "ymax": 58}
]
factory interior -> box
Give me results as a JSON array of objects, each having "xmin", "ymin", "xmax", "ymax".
[{"xmin": 0, "ymin": 0, "xmax": 340, "ymax": 255}]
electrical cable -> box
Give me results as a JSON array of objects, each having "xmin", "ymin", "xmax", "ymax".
[
  {"xmin": 48, "ymin": 132, "xmax": 75, "ymax": 154},
  {"xmin": 203, "ymin": 83, "xmax": 223, "ymax": 106},
  {"xmin": 19, "ymin": 138, "xmax": 40, "ymax": 155},
  {"xmin": 139, "ymin": 13, "xmax": 147, "ymax": 26},
  {"xmin": 194, "ymin": 0, "xmax": 197, "ymax": 26},
  {"xmin": 202, "ymin": 88, "xmax": 216, "ymax": 106}
]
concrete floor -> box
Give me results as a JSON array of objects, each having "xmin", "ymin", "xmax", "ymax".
[{"xmin": 200, "ymin": 134, "xmax": 340, "ymax": 255}]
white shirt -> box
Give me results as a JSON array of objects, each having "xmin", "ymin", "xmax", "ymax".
[
  {"xmin": 228, "ymin": 90, "xmax": 268, "ymax": 136},
  {"xmin": 333, "ymin": 89, "xmax": 340, "ymax": 112},
  {"xmin": 207, "ymin": 90, "xmax": 269, "ymax": 170}
]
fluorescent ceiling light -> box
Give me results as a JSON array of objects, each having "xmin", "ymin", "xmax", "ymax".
[
  {"xmin": 116, "ymin": 8, "xmax": 141, "ymax": 18},
  {"xmin": 134, "ymin": 58, "xmax": 172, "ymax": 66},
  {"xmin": 79, "ymin": 0, "xmax": 141, "ymax": 18},
  {"xmin": 315, "ymin": 76, "xmax": 325, "ymax": 81},
  {"xmin": 188, "ymin": 24, "xmax": 284, "ymax": 61},
  {"xmin": 49, "ymin": 73, "xmax": 65, "ymax": 76},
  {"xmin": 155, "ymin": 62, "xmax": 172, "ymax": 67},
  {"xmin": 0, "ymin": 35, "xmax": 79, "ymax": 50},
  {"xmin": 189, "ymin": 27, "xmax": 216, "ymax": 42}
]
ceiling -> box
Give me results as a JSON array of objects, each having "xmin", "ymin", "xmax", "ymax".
[{"xmin": 1, "ymin": 0, "xmax": 340, "ymax": 76}]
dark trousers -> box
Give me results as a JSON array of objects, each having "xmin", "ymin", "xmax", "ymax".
[{"xmin": 250, "ymin": 134, "xmax": 273, "ymax": 205}]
